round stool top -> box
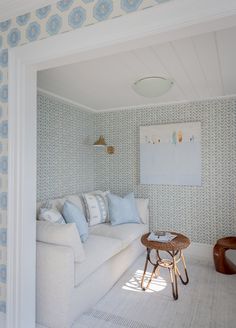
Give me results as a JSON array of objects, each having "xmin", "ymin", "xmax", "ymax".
[
  {"xmin": 216, "ymin": 237, "xmax": 236, "ymax": 249},
  {"xmin": 141, "ymin": 232, "xmax": 190, "ymax": 252}
]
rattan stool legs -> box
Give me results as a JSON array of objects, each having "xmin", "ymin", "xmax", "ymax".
[{"xmin": 141, "ymin": 248, "xmax": 189, "ymax": 300}]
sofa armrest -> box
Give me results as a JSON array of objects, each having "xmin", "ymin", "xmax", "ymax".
[
  {"xmin": 36, "ymin": 221, "xmax": 85, "ymax": 263},
  {"xmin": 136, "ymin": 198, "xmax": 149, "ymax": 225},
  {"xmin": 36, "ymin": 241, "xmax": 75, "ymax": 328}
]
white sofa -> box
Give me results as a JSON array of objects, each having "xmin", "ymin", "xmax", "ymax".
[{"xmin": 36, "ymin": 194, "xmax": 149, "ymax": 328}]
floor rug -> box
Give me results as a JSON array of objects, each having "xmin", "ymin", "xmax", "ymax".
[{"xmin": 74, "ymin": 253, "xmax": 236, "ymax": 328}]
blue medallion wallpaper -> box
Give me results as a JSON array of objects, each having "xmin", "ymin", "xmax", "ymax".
[{"xmin": 0, "ymin": 0, "xmax": 172, "ymax": 315}]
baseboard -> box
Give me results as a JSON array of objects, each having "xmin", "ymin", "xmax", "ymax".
[
  {"xmin": 0, "ymin": 311, "xmax": 6, "ymax": 326},
  {"xmin": 184, "ymin": 242, "xmax": 213, "ymax": 263},
  {"xmin": 184, "ymin": 242, "xmax": 236, "ymax": 265}
]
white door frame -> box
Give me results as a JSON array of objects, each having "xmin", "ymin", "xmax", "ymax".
[{"xmin": 7, "ymin": 0, "xmax": 236, "ymax": 327}]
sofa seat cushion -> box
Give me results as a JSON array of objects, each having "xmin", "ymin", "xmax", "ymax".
[
  {"xmin": 75, "ymin": 234, "xmax": 122, "ymax": 286},
  {"xmin": 89, "ymin": 223, "xmax": 149, "ymax": 249}
]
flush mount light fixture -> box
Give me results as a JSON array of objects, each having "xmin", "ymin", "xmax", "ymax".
[
  {"xmin": 93, "ymin": 135, "xmax": 115, "ymax": 154},
  {"xmin": 132, "ymin": 76, "xmax": 174, "ymax": 98}
]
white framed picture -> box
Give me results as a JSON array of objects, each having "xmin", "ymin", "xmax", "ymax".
[{"xmin": 140, "ymin": 122, "xmax": 201, "ymax": 186}]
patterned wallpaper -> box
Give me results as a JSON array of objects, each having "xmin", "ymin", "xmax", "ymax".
[
  {"xmin": 0, "ymin": 0, "xmax": 172, "ymax": 315},
  {"xmin": 95, "ymin": 97, "xmax": 236, "ymax": 245},
  {"xmin": 37, "ymin": 91, "xmax": 95, "ymax": 202}
]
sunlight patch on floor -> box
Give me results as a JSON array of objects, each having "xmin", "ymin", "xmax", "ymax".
[{"xmin": 122, "ymin": 269, "xmax": 167, "ymax": 293}]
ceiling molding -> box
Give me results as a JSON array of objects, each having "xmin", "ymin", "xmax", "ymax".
[
  {"xmin": 38, "ymin": 87, "xmax": 236, "ymax": 114},
  {"xmin": 37, "ymin": 88, "xmax": 96, "ymax": 113},
  {"xmin": 0, "ymin": 0, "xmax": 57, "ymax": 21},
  {"xmin": 96, "ymin": 94, "xmax": 236, "ymax": 113}
]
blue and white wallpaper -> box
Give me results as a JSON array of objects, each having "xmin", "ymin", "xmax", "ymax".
[
  {"xmin": 0, "ymin": 0, "xmax": 172, "ymax": 315},
  {"xmin": 95, "ymin": 98, "xmax": 236, "ymax": 245}
]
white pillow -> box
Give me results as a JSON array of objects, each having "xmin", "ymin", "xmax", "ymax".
[
  {"xmin": 36, "ymin": 221, "xmax": 85, "ymax": 263},
  {"xmin": 40, "ymin": 197, "xmax": 66, "ymax": 213},
  {"xmin": 135, "ymin": 198, "xmax": 149, "ymax": 224},
  {"xmin": 82, "ymin": 190, "xmax": 109, "ymax": 226},
  {"xmin": 39, "ymin": 208, "xmax": 65, "ymax": 224}
]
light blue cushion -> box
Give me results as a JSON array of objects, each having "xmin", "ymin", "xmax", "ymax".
[
  {"xmin": 107, "ymin": 192, "xmax": 140, "ymax": 226},
  {"xmin": 62, "ymin": 201, "xmax": 88, "ymax": 242}
]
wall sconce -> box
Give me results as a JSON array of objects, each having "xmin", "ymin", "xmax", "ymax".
[{"xmin": 93, "ymin": 136, "xmax": 115, "ymax": 154}]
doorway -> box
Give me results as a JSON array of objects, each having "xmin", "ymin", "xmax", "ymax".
[{"xmin": 6, "ymin": 2, "xmax": 236, "ymax": 327}]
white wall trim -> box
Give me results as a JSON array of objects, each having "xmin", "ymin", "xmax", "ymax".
[
  {"xmin": 8, "ymin": 53, "xmax": 37, "ymax": 328},
  {"xmin": 0, "ymin": 312, "xmax": 6, "ymax": 326},
  {"xmin": 37, "ymin": 88, "xmax": 96, "ymax": 113},
  {"xmin": 7, "ymin": 1, "xmax": 236, "ymax": 327},
  {"xmin": 16, "ymin": 0, "xmax": 236, "ymax": 72}
]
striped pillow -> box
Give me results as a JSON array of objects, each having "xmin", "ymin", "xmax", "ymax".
[{"xmin": 82, "ymin": 191, "xmax": 109, "ymax": 226}]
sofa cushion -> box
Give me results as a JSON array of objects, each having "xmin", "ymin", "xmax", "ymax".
[
  {"xmin": 43, "ymin": 197, "xmax": 66, "ymax": 213},
  {"xmin": 62, "ymin": 201, "xmax": 88, "ymax": 243},
  {"xmin": 37, "ymin": 194, "xmax": 86, "ymax": 219},
  {"xmin": 38, "ymin": 208, "xmax": 66, "ymax": 224},
  {"xmin": 82, "ymin": 190, "xmax": 109, "ymax": 225},
  {"xmin": 107, "ymin": 193, "xmax": 140, "ymax": 226},
  {"xmin": 74, "ymin": 234, "xmax": 122, "ymax": 286},
  {"xmin": 36, "ymin": 221, "xmax": 85, "ymax": 263},
  {"xmin": 89, "ymin": 223, "xmax": 148, "ymax": 249},
  {"xmin": 66, "ymin": 195, "xmax": 84, "ymax": 213}
]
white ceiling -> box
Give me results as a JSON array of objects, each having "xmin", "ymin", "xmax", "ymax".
[
  {"xmin": 0, "ymin": 0, "xmax": 57, "ymax": 21},
  {"xmin": 38, "ymin": 25, "xmax": 236, "ymax": 112}
]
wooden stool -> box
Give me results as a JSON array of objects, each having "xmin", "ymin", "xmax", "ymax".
[
  {"xmin": 213, "ymin": 237, "xmax": 236, "ymax": 274},
  {"xmin": 141, "ymin": 232, "xmax": 190, "ymax": 300}
]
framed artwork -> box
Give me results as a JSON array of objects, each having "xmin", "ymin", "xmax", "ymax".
[{"xmin": 140, "ymin": 122, "xmax": 201, "ymax": 186}]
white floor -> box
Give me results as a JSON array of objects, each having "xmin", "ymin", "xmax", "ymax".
[{"xmin": 34, "ymin": 250, "xmax": 236, "ymax": 328}]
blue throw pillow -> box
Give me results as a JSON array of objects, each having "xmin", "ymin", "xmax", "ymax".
[
  {"xmin": 62, "ymin": 201, "xmax": 88, "ymax": 243},
  {"xmin": 107, "ymin": 192, "xmax": 140, "ymax": 226}
]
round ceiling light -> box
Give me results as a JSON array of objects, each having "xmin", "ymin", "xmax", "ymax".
[{"xmin": 132, "ymin": 76, "xmax": 174, "ymax": 98}]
